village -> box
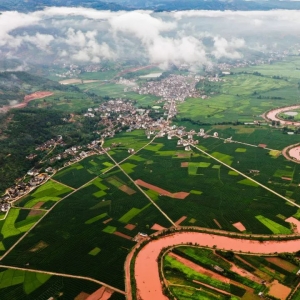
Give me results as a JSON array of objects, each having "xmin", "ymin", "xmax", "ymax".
[{"xmin": 0, "ymin": 71, "xmax": 208, "ymax": 212}]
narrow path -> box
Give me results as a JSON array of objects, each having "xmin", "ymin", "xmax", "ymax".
[
  {"xmin": 102, "ymin": 148, "xmax": 176, "ymax": 227},
  {"xmin": 101, "ymin": 136, "xmax": 157, "ymax": 175},
  {"xmin": 168, "ymin": 283, "xmax": 231, "ymax": 296},
  {"xmin": 0, "ymin": 264, "xmax": 125, "ymax": 295},
  {"xmin": 0, "ymin": 174, "xmax": 100, "ymax": 261},
  {"xmin": 210, "ymin": 135, "xmax": 277, "ymax": 151},
  {"xmin": 11, "ymin": 206, "xmax": 47, "ymax": 212},
  {"xmin": 190, "ymin": 142, "xmax": 300, "ymax": 209}
]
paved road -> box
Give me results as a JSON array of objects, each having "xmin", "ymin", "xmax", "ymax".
[
  {"xmin": 101, "ymin": 136, "xmax": 157, "ymax": 175},
  {"xmin": 212, "ymin": 135, "xmax": 277, "ymax": 151},
  {"xmin": 190, "ymin": 142, "xmax": 300, "ymax": 209},
  {"xmin": 0, "ymin": 174, "xmax": 100, "ymax": 261},
  {"xmin": 102, "ymin": 148, "xmax": 176, "ymax": 227},
  {"xmin": 0, "ymin": 264, "xmax": 125, "ymax": 295}
]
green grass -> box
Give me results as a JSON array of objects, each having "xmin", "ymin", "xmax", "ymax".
[
  {"xmin": 211, "ymin": 152, "xmax": 233, "ymax": 165},
  {"xmin": 255, "ymin": 215, "xmax": 292, "ymax": 234},
  {"xmin": 188, "ymin": 163, "xmax": 199, "ymax": 175},
  {"xmin": 144, "ymin": 143, "xmax": 164, "ymax": 152},
  {"xmin": 238, "ymin": 178, "xmax": 259, "ymax": 187},
  {"xmin": 190, "ymin": 190, "xmax": 203, "ymax": 195},
  {"xmin": 120, "ymin": 162, "xmax": 137, "ymax": 174},
  {"xmin": 79, "ymin": 70, "xmax": 119, "ymax": 80},
  {"xmin": 235, "ymin": 148, "xmax": 246, "ymax": 153},
  {"xmin": 273, "ymin": 169, "xmax": 294, "ymax": 178},
  {"xmin": 88, "ymin": 247, "xmax": 101, "ymax": 256},
  {"xmin": 293, "ymin": 209, "xmax": 300, "ymax": 219},
  {"xmin": 17, "ymin": 180, "xmax": 72, "ymax": 209},
  {"xmin": 269, "ymin": 150, "xmax": 281, "ymax": 157},
  {"xmin": 106, "ymin": 176, "xmax": 125, "ymax": 188},
  {"xmin": 228, "ymin": 170, "xmax": 239, "ymax": 176},
  {"xmin": 0, "ymin": 209, "xmax": 33, "ymax": 239},
  {"xmin": 102, "ymin": 226, "xmax": 117, "ymax": 234},
  {"xmin": 85, "ymin": 213, "xmax": 108, "ymax": 225},
  {"xmin": 145, "ymin": 189, "xmax": 159, "ymax": 201},
  {"xmin": 0, "ymin": 268, "xmax": 51, "ymax": 294},
  {"xmin": 93, "ymin": 190, "xmax": 107, "ymax": 198},
  {"xmin": 118, "ymin": 208, "xmax": 141, "ymax": 223}
]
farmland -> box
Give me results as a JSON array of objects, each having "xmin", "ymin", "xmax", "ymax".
[
  {"xmin": 0, "ymin": 208, "xmax": 45, "ymax": 256},
  {"xmin": 4, "ymin": 57, "xmax": 300, "ymax": 299},
  {"xmin": 0, "ymin": 267, "xmax": 112, "ymax": 300},
  {"xmin": 163, "ymin": 245, "xmax": 300, "ymax": 300},
  {"xmin": 15, "ymin": 180, "xmax": 72, "ymax": 209},
  {"xmin": 178, "ymin": 70, "xmax": 299, "ymax": 124}
]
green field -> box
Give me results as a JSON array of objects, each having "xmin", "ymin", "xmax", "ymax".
[
  {"xmin": 16, "ymin": 180, "xmax": 72, "ymax": 209},
  {"xmin": 255, "ymin": 215, "xmax": 292, "ymax": 234},
  {"xmin": 0, "ymin": 208, "xmax": 44, "ymax": 254},
  {"xmin": 178, "ymin": 68, "xmax": 299, "ymax": 123},
  {"xmin": 0, "ymin": 267, "xmax": 110, "ymax": 300},
  {"xmin": 163, "ymin": 246, "xmax": 298, "ymax": 300}
]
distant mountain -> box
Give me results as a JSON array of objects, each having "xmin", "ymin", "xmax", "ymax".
[
  {"xmin": 2, "ymin": 0, "xmax": 300, "ymax": 12},
  {"xmin": 91, "ymin": 0, "xmax": 300, "ymax": 11},
  {"xmin": 0, "ymin": 0, "xmax": 127, "ymax": 12}
]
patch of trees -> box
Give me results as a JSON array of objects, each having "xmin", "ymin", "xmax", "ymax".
[
  {"xmin": 256, "ymin": 95, "xmax": 285, "ymax": 100},
  {"xmin": 0, "ymin": 108, "xmax": 69, "ymax": 193}
]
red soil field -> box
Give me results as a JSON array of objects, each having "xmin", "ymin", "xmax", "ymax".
[
  {"xmin": 24, "ymin": 91, "xmax": 53, "ymax": 102},
  {"xmin": 258, "ymin": 144, "xmax": 267, "ymax": 148},
  {"xmin": 175, "ymin": 216, "xmax": 187, "ymax": 225},
  {"xmin": 181, "ymin": 162, "xmax": 188, "ymax": 167},
  {"xmin": 151, "ymin": 223, "xmax": 166, "ymax": 231},
  {"xmin": 114, "ymin": 231, "xmax": 132, "ymax": 240},
  {"xmin": 0, "ymin": 91, "xmax": 54, "ymax": 112},
  {"xmin": 135, "ymin": 179, "xmax": 189, "ymax": 199},
  {"xmin": 86, "ymin": 286, "xmax": 114, "ymax": 300},
  {"xmin": 28, "ymin": 209, "xmax": 43, "ymax": 217},
  {"xmin": 233, "ymin": 222, "xmax": 246, "ymax": 232},
  {"xmin": 102, "ymin": 218, "xmax": 113, "ymax": 224},
  {"xmin": 130, "ymin": 232, "xmax": 300, "ymax": 300},
  {"xmin": 124, "ymin": 224, "xmax": 136, "ymax": 231},
  {"xmin": 119, "ymin": 185, "xmax": 136, "ymax": 195},
  {"xmin": 265, "ymin": 257, "xmax": 297, "ymax": 272},
  {"xmin": 286, "ymin": 217, "xmax": 300, "ymax": 233}
]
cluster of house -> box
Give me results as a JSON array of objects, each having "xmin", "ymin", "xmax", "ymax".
[
  {"xmin": 153, "ymin": 125, "xmax": 206, "ymax": 151},
  {"xmin": 131, "ymin": 74, "xmax": 201, "ymax": 102},
  {"xmin": 54, "ymin": 63, "xmax": 81, "ymax": 78},
  {"xmin": 84, "ymin": 99, "xmax": 158, "ymax": 139},
  {"xmin": 35, "ymin": 135, "xmax": 64, "ymax": 152},
  {"xmin": 1, "ymin": 172, "xmax": 48, "ymax": 204}
]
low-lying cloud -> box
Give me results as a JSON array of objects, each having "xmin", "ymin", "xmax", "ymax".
[{"xmin": 1, "ymin": 8, "xmax": 300, "ymax": 69}]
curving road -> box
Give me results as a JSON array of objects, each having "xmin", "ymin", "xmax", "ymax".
[{"xmin": 128, "ymin": 231, "xmax": 300, "ymax": 300}]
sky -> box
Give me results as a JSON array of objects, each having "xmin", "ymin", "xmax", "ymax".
[{"xmin": 1, "ymin": 7, "xmax": 300, "ymax": 70}]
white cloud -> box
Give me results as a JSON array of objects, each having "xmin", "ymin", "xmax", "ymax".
[
  {"xmin": 212, "ymin": 37, "xmax": 245, "ymax": 59},
  {"xmin": 2, "ymin": 7, "xmax": 300, "ymax": 67}
]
